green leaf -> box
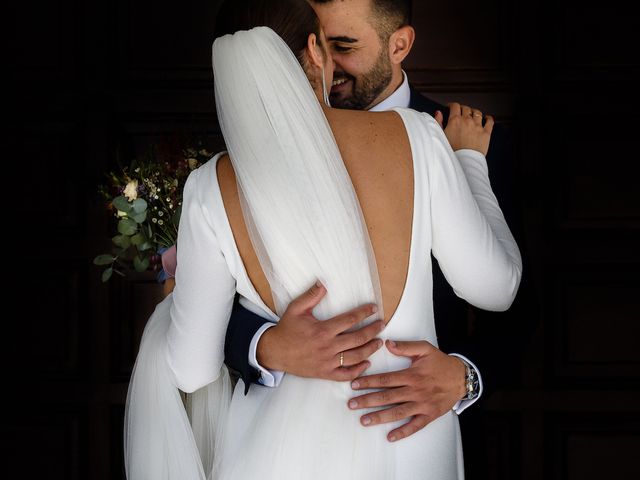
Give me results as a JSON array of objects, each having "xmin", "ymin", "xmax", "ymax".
[
  {"xmin": 102, "ymin": 267, "xmax": 113, "ymax": 282},
  {"xmin": 112, "ymin": 235, "xmax": 131, "ymax": 249},
  {"xmin": 172, "ymin": 205, "xmax": 182, "ymax": 225},
  {"xmin": 132, "ymin": 198, "xmax": 148, "ymax": 214},
  {"xmin": 138, "ymin": 241, "xmax": 154, "ymax": 252},
  {"xmin": 94, "ymin": 254, "xmax": 114, "ymax": 266},
  {"xmin": 118, "ymin": 218, "xmax": 138, "ymax": 236},
  {"xmin": 131, "ymin": 233, "xmax": 145, "ymax": 246},
  {"xmin": 133, "ymin": 255, "xmax": 150, "ymax": 272},
  {"xmin": 130, "ymin": 210, "xmax": 147, "ymax": 224},
  {"xmin": 113, "ymin": 196, "xmax": 132, "ymax": 213}
]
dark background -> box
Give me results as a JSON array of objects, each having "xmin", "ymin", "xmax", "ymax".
[{"xmin": 7, "ymin": 0, "xmax": 640, "ymax": 479}]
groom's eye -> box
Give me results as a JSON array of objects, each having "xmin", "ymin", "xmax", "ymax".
[{"xmin": 333, "ymin": 45, "xmax": 354, "ymax": 53}]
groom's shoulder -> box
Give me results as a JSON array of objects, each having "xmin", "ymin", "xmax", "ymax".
[{"xmin": 408, "ymin": 85, "xmax": 446, "ymax": 117}]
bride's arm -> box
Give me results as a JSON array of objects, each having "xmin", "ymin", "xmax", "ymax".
[
  {"xmin": 426, "ymin": 115, "xmax": 522, "ymax": 311},
  {"xmin": 167, "ymin": 164, "xmax": 237, "ymax": 393}
]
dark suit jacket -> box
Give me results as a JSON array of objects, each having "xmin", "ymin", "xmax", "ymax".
[{"xmin": 223, "ymin": 85, "xmax": 536, "ymax": 397}]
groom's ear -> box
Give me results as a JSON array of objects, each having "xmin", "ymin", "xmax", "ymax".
[
  {"xmin": 306, "ymin": 33, "xmax": 325, "ymax": 69},
  {"xmin": 388, "ymin": 25, "xmax": 415, "ymax": 65}
]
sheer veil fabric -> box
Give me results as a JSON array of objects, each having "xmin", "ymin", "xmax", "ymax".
[
  {"xmin": 125, "ymin": 26, "xmax": 391, "ymax": 479},
  {"xmin": 213, "ymin": 27, "xmax": 384, "ymax": 321}
]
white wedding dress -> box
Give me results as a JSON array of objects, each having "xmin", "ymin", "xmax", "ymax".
[{"xmin": 124, "ymin": 27, "xmax": 521, "ymax": 480}]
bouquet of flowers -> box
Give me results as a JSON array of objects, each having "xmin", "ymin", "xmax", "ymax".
[{"xmin": 94, "ymin": 137, "xmax": 213, "ymax": 282}]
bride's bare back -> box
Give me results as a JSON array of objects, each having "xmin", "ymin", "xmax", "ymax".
[{"xmin": 217, "ymin": 108, "xmax": 413, "ymax": 324}]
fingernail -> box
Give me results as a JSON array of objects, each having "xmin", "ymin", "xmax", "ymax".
[
  {"xmin": 351, "ymin": 380, "xmax": 360, "ymax": 389},
  {"xmin": 362, "ymin": 416, "xmax": 371, "ymax": 426},
  {"xmin": 388, "ymin": 435, "xmax": 396, "ymax": 442},
  {"xmin": 377, "ymin": 339, "xmax": 383, "ymax": 349},
  {"xmin": 371, "ymin": 305, "xmax": 378, "ymax": 313},
  {"xmin": 388, "ymin": 340, "xmax": 396, "ymax": 348},
  {"xmin": 349, "ymin": 399, "xmax": 358, "ymax": 409},
  {"xmin": 315, "ymin": 280, "xmax": 322, "ymax": 287}
]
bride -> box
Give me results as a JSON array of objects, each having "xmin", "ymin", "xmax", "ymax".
[{"xmin": 124, "ymin": 0, "xmax": 522, "ymax": 479}]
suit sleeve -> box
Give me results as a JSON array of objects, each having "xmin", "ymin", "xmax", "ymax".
[
  {"xmin": 166, "ymin": 167, "xmax": 237, "ymax": 393},
  {"xmin": 224, "ymin": 300, "xmax": 275, "ymax": 393},
  {"xmin": 426, "ymin": 115, "xmax": 523, "ymax": 311}
]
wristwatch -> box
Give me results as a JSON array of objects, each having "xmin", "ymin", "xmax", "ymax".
[{"xmin": 459, "ymin": 358, "xmax": 480, "ymax": 401}]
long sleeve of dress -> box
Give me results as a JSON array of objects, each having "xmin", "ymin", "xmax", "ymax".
[
  {"xmin": 424, "ymin": 114, "xmax": 522, "ymax": 311},
  {"xmin": 167, "ymin": 163, "xmax": 237, "ymax": 393}
]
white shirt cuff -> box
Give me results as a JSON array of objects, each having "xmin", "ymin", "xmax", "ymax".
[
  {"xmin": 248, "ymin": 322, "xmax": 285, "ymax": 387},
  {"xmin": 448, "ymin": 353, "xmax": 484, "ymax": 415}
]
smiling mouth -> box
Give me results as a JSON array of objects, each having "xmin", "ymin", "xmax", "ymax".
[{"xmin": 331, "ymin": 77, "xmax": 352, "ymax": 95}]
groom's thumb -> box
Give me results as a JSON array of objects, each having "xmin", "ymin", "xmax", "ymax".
[{"xmin": 386, "ymin": 339, "xmax": 433, "ymax": 358}]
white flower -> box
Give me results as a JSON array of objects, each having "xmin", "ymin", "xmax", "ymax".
[
  {"xmin": 152, "ymin": 218, "xmax": 158, "ymax": 223},
  {"xmin": 158, "ymin": 211, "xmax": 164, "ymax": 217},
  {"xmin": 188, "ymin": 158, "xmax": 198, "ymax": 170},
  {"xmin": 158, "ymin": 220, "xmax": 164, "ymax": 225},
  {"xmin": 199, "ymin": 149, "xmax": 211, "ymax": 157},
  {"xmin": 123, "ymin": 180, "xmax": 138, "ymax": 201},
  {"xmin": 116, "ymin": 210, "xmax": 127, "ymax": 218}
]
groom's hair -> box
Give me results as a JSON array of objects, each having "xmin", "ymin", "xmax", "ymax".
[
  {"xmin": 214, "ymin": 0, "xmax": 325, "ymax": 65},
  {"xmin": 310, "ymin": 0, "xmax": 412, "ymax": 41}
]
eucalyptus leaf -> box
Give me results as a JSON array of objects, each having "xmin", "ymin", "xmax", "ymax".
[
  {"xmin": 132, "ymin": 198, "xmax": 148, "ymax": 214},
  {"xmin": 118, "ymin": 218, "xmax": 138, "ymax": 236},
  {"xmin": 94, "ymin": 254, "xmax": 114, "ymax": 266},
  {"xmin": 130, "ymin": 210, "xmax": 147, "ymax": 224},
  {"xmin": 133, "ymin": 255, "xmax": 150, "ymax": 272},
  {"xmin": 112, "ymin": 235, "xmax": 131, "ymax": 249},
  {"xmin": 113, "ymin": 196, "xmax": 133, "ymax": 213},
  {"xmin": 138, "ymin": 241, "xmax": 154, "ymax": 252},
  {"xmin": 102, "ymin": 267, "xmax": 113, "ymax": 282},
  {"xmin": 131, "ymin": 233, "xmax": 145, "ymax": 246}
]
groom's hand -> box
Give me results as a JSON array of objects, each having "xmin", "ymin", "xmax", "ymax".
[
  {"xmin": 257, "ymin": 282, "xmax": 385, "ymax": 381},
  {"xmin": 348, "ymin": 340, "xmax": 467, "ymax": 442}
]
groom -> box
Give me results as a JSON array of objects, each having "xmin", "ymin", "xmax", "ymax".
[{"xmin": 223, "ymin": 0, "xmax": 522, "ymax": 445}]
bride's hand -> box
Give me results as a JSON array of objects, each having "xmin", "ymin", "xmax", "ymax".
[
  {"xmin": 257, "ymin": 281, "xmax": 385, "ymax": 381},
  {"xmin": 435, "ymin": 102, "xmax": 494, "ymax": 156}
]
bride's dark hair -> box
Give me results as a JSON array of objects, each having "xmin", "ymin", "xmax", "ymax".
[{"xmin": 214, "ymin": 0, "xmax": 326, "ymax": 66}]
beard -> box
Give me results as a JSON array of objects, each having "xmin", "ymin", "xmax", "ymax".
[{"xmin": 330, "ymin": 48, "xmax": 393, "ymax": 110}]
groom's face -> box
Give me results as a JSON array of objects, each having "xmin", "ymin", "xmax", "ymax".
[{"xmin": 312, "ymin": 0, "xmax": 394, "ymax": 110}]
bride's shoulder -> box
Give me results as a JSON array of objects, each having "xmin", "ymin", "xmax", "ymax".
[{"xmin": 183, "ymin": 151, "xmax": 229, "ymax": 201}]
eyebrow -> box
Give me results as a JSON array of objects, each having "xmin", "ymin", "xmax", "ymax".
[{"xmin": 327, "ymin": 36, "xmax": 358, "ymax": 43}]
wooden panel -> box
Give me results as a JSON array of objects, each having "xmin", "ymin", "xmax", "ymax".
[
  {"xmin": 7, "ymin": 409, "xmax": 87, "ymax": 479},
  {"xmin": 110, "ymin": 271, "xmax": 165, "ymax": 380},
  {"xmin": 110, "ymin": 405, "xmax": 126, "ymax": 480},
  {"xmin": 11, "ymin": 0, "xmax": 79, "ymax": 81},
  {"xmin": 549, "ymin": 268, "xmax": 640, "ymax": 384},
  {"xmin": 545, "ymin": 412, "xmax": 640, "ymax": 479},
  {"xmin": 552, "ymin": 1, "xmax": 639, "ymax": 70},
  {"xmin": 114, "ymin": 0, "xmax": 225, "ymax": 85},
  {"xmin": 18, "ymin": 124, "xmax": 83, "ymax": 231},
  {"xmin": 407, "ymin": 0, "xmax": 513, "ymax": 88},
  {"xmin": 460, "ymin": 411, "xmax": 522, "ymax": 480},
  {"xmin": 538, "ymin": 94, "xmax": 640, "ymax": 230},
  {"xmin": 12, "ymin": 263, "xmax": 88, "ymax": 378}
]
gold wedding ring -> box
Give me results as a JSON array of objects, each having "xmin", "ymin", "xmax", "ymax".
[{"xmin": 339, "ymin": 352, "xmax": 344, "ymax": 367}]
